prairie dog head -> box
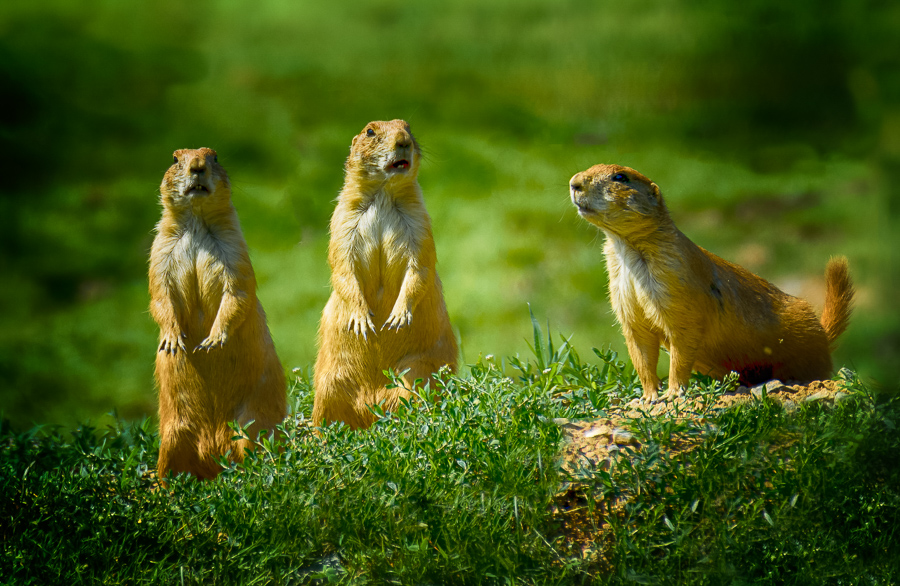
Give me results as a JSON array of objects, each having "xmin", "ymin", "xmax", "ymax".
[
  {"xmin": 161, "ymin": 148, "xmax": 231, "ymax": 211},
  {"xmin": 346, "ymin": 119, "xmax": 421, "ymax": 184},
  {"xmin": 570, "ymin": 164, "xmax": 668, "ymax": 237}
]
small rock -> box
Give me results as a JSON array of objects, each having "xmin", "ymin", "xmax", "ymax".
[
  {"xmin": 833, "ymin": 391, "xmax": 850, "ymax": 404},
  {"xmin": 297, "ymin": 552, "xmax": 344, "ymax": 581},
  {"xmin": 596, "ymin": 458, "xmax": 611, "ymax": 471},
  {"xmin": 803, "ymin": 390, "xmax": 833, "ymax": 403},
  {"xmin": 837, "ymin": 367, "xmax": 854, "ymax": 381},
  {"xmin": 650, "ymin": 403, "xmax": 670, "ymax": 416},
  {"xmin": 735, "ymin": 385, "xmax": 750, "ymax": 394},
  {"xmin": 583, "ymin": 425, "xmax": 612, "ymax": 439},
  {"xmin": 552, "ymin": 418, "xmax": 571, "ymax": 427},
  {"xmin": 612, "ymin": 428, "xmax": 637, "ymax": 445},
  {"xmin": 765, "ymin": 380, "xmax": 787, "ymax": 393},
  {"xmin": 751, "ymin": 384, "xmax": 767, "ymax": 400},
  {"xmin": 782, "ymin": 400, "xmax": 797, "ymax": 413}
]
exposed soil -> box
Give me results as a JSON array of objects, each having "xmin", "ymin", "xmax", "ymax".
[
  {"xmin": 549, "ymin": 377, "xmax": 851, "ymax": 567},
  {"xmin": 554, "ymin": 378, "xmax": 848, "ymax": 475}
]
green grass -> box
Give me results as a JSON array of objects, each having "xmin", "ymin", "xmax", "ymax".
[
  {"xmin": 587, "ymin": 383, "xmax": 900, "ymax": 583},
  {"xmin": 3, "ymin": 321, "xmax": 898, "ymax": 584}
]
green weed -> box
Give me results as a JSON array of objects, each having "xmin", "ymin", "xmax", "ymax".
[{"xmin": 1, "ymin": 319, "xmax": 897, "ymax": 583}]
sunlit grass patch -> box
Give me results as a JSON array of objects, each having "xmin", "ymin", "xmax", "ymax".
[{"xmin": 2, "ymin": 318, "xmax": 897, "ymax": 584}]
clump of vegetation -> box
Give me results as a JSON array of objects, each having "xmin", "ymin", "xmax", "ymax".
[
  {"xmin": 2, "ymin": 322, "xmax": 898, "ymax": 584},
  {"xmin": 564, "ymin": 372, "xmax": 900, "ymax": 583}
]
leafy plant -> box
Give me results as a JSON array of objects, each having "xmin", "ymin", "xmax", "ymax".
[{"xmin": 1, "ymin": 318, "xmax": 897, "ymax": 584}]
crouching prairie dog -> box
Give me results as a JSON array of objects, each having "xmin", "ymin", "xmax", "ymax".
[
  {"xmin": 313, "ymin": 120, "xmax": 458, "ymax": 429},
  {"xmin": 150, "ymin": 148, "xmax": 286, "ymax": 480},
  {"xmin": 570, "ymin": 163, "xmax": 854, "ymax": 402}
]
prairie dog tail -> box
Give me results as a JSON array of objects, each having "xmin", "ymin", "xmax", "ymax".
[{"xmin": 820, "ymin": 256, "xmax": 854, "ymax": 348}]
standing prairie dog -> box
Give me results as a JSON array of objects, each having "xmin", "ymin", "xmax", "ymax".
[
  {"xmin": 313, "ymin": 120, "xmax": 458, "ymax": 429},
  {"xmin": 150, "ymin": 148, "xmax": 286, "ymax": 480},
  {"xmin": 570, "ymin": 163, "xmax": 854, "ymax": 402}
]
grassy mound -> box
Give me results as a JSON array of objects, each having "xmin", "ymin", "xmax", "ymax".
[{"xmin": 2, "ymin": 326, "xmax": 898, "ymax": 584}]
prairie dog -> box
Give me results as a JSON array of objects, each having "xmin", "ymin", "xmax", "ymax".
[
  {"xmin": 150, "ymin": 148, "xmax": 286, "ymax": 480},
  {"xmin": 313, "ymin": 120, "xmax": 458, "ymax": 429},
  {"xmin": 570, "ymin": 164, "xmax": 853, "ymax": 402}
]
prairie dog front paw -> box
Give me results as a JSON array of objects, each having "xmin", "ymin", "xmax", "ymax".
[
  {"xmin": 195, "ymin": 331, "xmax": 229, "ymax": 352},
  {"xmin": 382, "ymin": 308, "xmax": 412, "ymax": 331},
  {"xmin": 348, "ymin": 309, "xmax": 376, "ymax": 340},
  {"xmin": 158, "ymin": 330, "xmax": 187, "ymax": 355}
]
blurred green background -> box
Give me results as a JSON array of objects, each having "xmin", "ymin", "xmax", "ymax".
[{"xmin": 2, "ymin": 0, "xmax": 899, "ymax": 428}]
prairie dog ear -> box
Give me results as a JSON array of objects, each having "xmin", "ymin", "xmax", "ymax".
[{"xmin": 629, "ymin": 180, "xmax": 661, "ymax": 215}]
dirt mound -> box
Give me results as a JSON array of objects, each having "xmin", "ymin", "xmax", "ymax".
[
  {"xmin": 549, "ymin": 376, "xmax": 853, "ymax": 565},
  {"xmin": 555, "ymin": 377, "xmax": 850, "ymax": 475}
]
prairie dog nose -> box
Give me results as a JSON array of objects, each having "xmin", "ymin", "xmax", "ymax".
[
  {"xmin": 570, "ymin": 173, "xmax": 585, "ymax": 192},
  {"xmin": 189, "ymin": 155, "xmax": 207, "ymax": 175},
  {"xmin": 395, "ymin": 131, "xmax": 412, "ymax": 149}
]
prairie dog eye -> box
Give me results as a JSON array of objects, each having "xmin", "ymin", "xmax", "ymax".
[
  {"xmin": 612, "ymin": 173, "xmax": 629, "ymax": 183},
  {"xmin": 366, "ymin": 128, "xmax": 376, "ymax": 137},
  {"xmin": 213, "ymin": 155, "xmax": 218, "ymax": 163},
  {"xmin": 173, "ymin": 155, "xmax": 178, "ymax": 164}
]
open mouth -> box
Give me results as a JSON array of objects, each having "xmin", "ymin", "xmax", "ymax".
[
  {"xmin": 390, "ymin": 159, "xmax": 410, "ymax": 170},
  {"xmin": 186, "ymin": 184, "xmax": 210, "ymax": 197}
]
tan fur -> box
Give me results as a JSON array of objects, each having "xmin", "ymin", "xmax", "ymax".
[
  {"xmin": 312, "ymin": 120, "xmax": 458, "ymax": 429},
  {"xmin": 150, "ymin": 148, "xmax": 286, "ymax": 480},
  {"xmin": 570, "ymin": 163, "xmax": 854, "ymax": 402}
]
